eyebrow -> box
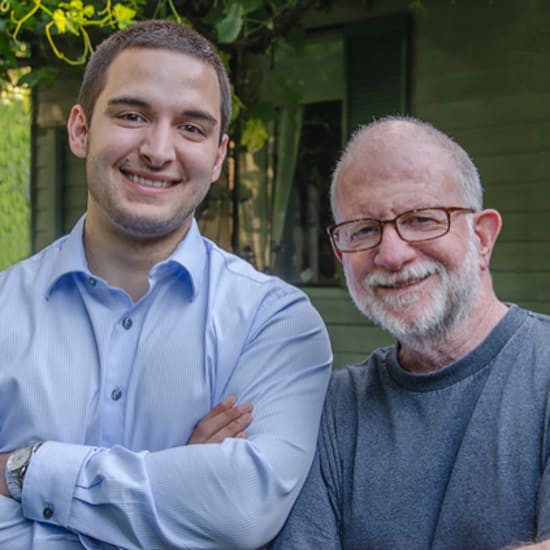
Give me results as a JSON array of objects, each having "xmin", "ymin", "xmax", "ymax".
[
  {"xmin": 108, "ymin": 96, "xmax": 151, "ymax": 109},
  {"xmin": 107, "ymin": 97, "xmax": 218, "ymax": 127}
]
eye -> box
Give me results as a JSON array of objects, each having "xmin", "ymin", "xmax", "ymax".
[
  {"xmin": 349, "ymin": 222, "xmax": 379, "ymax": 241},
  {"xmin": 117, "ymin": 112, "xmax": 146, "ymax": 124},
  {"xmin": 399, "ymin": 211, "xmax": 445, "ymax": 230},
  {"xmin": 407, "ymin": 215, "xmax": 435, "ymax": 225},
  {"xmin": 180, "ymin": 123, "xmax": 206, "ymax": 137}
]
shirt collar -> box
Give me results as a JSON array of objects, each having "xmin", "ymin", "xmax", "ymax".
[
  {"xmin": 46, "ymin": 215, "xmax": 89, "ymax": 297},
  {"xmin": 150, "ymin": 219, "xmax": 205, "ymax": 299},
  {"xmin": 46, "ymin": 215, "xmax": 206, "ymax": 300}
]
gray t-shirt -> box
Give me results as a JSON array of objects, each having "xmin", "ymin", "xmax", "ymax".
[{"xmin": 272, "ymin": 305, "xmax": 550, "ymax": 549}]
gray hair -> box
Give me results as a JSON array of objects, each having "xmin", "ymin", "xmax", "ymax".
[{"xmin": 330, "ymin": 115, "xmax": 483, "ymax": 219}]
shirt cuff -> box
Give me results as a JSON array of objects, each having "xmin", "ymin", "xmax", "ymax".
[{"xmin": 21, "ymin": 441, "xmax": 97, "ymax": 529}]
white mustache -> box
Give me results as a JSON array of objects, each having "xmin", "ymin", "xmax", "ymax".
[{"xmin": 363, "ymin": 262, "xmax": 442, "ymax": 289}]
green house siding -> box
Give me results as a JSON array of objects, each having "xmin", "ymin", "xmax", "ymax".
[{"xmin": 30, "ymin": 0, "xmax": 550, "ymax": 369}]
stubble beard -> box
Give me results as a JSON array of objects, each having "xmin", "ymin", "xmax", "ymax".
[
  {"xmin": 86, "ymin": 160, "xmax": 196, "ymax": 242},
  {"xmin": 345, "ymin": 238, "xmax": 481, "ymax": 347}
]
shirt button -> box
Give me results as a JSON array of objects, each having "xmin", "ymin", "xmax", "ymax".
[
  {"xmin": 42, "ymin": 506, "xmax": 54, "ymax": 519},
  {"xmin": 88, "ymin": 277, "xmax": 97, "ymax": 286},
  {"xmin": 111, "ymin": 388, "xmax": 123, "ymax": 401},
  {"xmin": 122, "ymin": 317, "xmax": 133, "ymax": 330}
]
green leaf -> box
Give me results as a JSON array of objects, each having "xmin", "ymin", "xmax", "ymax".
[
  {"xmin": 52, "ymin": 9, "xmax": 68, "ymax": 34},
  {"xmin": 113, "ymin": 3, "xmax": 137, "ymax": 29},
  {"xmin": 230, "ymin": 85, "xmax": 245, "ymax": 123},
  {"xmin": 215, "ymin": 2, "xmax": 244, "ymax": 43},
  {"xmin": 241, "ymin": 117, "xmax": 268, "ymax": 152},
  {"xmin": 83, "ymin": 5, "xmax": 95, "ymax": 18},
  {"xmin": 241, "ymin": 0, "xmax": 263, "ymax": 15}
]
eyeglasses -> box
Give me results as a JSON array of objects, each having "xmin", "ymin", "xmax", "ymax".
[{"xmin": 327, "ymin": 207, "xmax": 476, "ymax": 254}]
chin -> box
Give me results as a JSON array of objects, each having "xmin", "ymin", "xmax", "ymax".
[{"xmin": 349, "ymin": 284, "xmax": 447, "ymax": 341}]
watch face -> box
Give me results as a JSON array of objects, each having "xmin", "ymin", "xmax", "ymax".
[{"xmin": 8, "ymin": 447, "xmax": 32, "ymax": 471}]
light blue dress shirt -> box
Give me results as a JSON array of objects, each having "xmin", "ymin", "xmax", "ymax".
[{"xmin": 0, "ymin": 216, "xmax": 332, "ymax": 549}]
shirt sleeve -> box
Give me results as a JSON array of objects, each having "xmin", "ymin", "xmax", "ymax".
[
  {"xmin": 269, "ymin": 385, "xmax": 343, "ymax": 549},
  {"xmin": 21, "ymin": 290, "xmax": 332, "ymax": 550}
]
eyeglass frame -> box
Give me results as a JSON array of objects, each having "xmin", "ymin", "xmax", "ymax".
[{"xmin": 326, "ymin": 206, "xmax": 476, "ymax": 254}]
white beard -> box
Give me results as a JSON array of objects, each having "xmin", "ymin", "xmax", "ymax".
[{"xmin": 345, "ymin": 236, "xmax": 481, "ymax": 347}]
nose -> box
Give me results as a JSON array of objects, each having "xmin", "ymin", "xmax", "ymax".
[
  {"xmin": 373, "ymin": 223, "xmax": 417, "ymax": 271},
  {"xmin": 138, "ymin": 122, "xmax": 176, "ymax": 167}
]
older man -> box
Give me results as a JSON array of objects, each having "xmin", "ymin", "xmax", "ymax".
[{"xmin": 272, "ymin": 116, "xmax": 550, "ymax": 549}]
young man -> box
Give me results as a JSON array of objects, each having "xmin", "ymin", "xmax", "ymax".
[
  {"xmin": 272, "ymin": 116, "xmax": 550, "ymax": 549},
  {"xmin": 0, "ymin": 20, "xmax": 332, "ymax": 549}
]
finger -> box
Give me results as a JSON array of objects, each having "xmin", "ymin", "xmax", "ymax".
[
  {"xmin": 187, "ymin": 402, "xmax": 253, "ymax": 444},
  {"xmin": 199, "ymin": 407, "xmax": 253, "ymax": 441},
  {"xmin": 200, "ymin": 401, "xmax": 253, "ymax": 437},
  {"xmin": 200, "ymin": 395, "xmax": 238, "ymax": 422},
  {"xmin": 210, "ymin": 413, "xmax": 253, "ymax": 442}
]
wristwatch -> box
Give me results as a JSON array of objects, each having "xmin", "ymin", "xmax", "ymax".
[{"xmin": 5, "ymin": 442, "xmax": 43, "ymax": 501}]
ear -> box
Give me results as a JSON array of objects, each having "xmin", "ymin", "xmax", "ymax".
[
  {"xmin": 211, "ymin": 133, "xmax": 229, "ymax": 182},
  {"xmin": 473, "ymin": 208, "xmax": 502, "ymax": 270},
  {"xmin": 67, "ymin": 105, "xmax": 89, "ymax": 159}
]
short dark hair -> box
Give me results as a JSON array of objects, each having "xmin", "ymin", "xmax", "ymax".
[{"xmin": 78, "ymin": 20, "xmax": 232, "ymax": 140}]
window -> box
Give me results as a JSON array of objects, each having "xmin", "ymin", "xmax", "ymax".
[{"xmin": 273, "ymin": 101, "xmax": 342, "ymax": 285}]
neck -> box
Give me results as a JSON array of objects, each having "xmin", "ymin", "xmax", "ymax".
[
  {"xmin": 83, "ymin": 213, "xmax": 189, "ymax": 302},
  {"xmin": 397, "ymin": 290, "xmax": 509, "ymax": 374}
]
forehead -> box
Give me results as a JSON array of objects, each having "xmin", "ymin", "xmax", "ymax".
[
  {"xmin": 335, "ymin": 131, "xmax": 461, "ymax": 219},
  {"xmin": 98, "ymin": 47, "xmax": 221, "ymax": 112}
]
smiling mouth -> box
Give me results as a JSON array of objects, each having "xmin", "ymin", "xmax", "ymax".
[
  {"xmin": 125, "ymin": 172, "xmax": 177, "ymax": 189},
  {"xmin": 379, "ymin": 274, "xmax": 430, "ymax": 289}
]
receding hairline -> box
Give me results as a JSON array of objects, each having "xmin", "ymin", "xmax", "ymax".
[{"xmin": 330, "ymin": 115, "xmax": 483, "ymax": 219}]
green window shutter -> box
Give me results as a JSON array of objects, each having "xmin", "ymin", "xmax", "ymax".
[{"xmin": 344, "ymin": 14, "xmax": 410, "ymax": 139}]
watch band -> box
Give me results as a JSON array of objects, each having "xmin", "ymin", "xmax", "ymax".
[{"xmin": 5, "ymin": 442, "xmax": 43, "ymax": 501}]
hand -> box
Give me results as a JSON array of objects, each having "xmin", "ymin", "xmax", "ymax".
[{"xmin": 187, "ymin": 396, "xmax": 253, "ymax": 445}]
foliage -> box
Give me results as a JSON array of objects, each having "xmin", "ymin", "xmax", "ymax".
[
  {"xmin": 0, "ymin": 0, "xmax": 333, "ymax": 150},
  {"xmin": 0, "ymin": 81, "xmax": 31, "ymax": 269}
]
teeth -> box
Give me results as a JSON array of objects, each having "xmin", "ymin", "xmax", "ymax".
[
  {"xmin": 127, "ymin": 173, "xmax": 172, "ymax": 189},
  {"xmin": 382, "ymin": 276, "xmax": 426, "ymax": 289}
]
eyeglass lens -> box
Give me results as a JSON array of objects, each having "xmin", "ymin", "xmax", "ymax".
[{"xmin": 333, "ymin": 208, "xmax": 452, "ymax": 251}]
